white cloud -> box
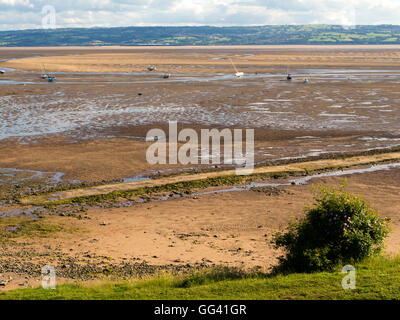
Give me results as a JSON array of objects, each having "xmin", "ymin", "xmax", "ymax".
[
  {"xmin": 0, "ymin": 0, "xmax": 399, "ymax": 31},
  {"xmin": 0, "ymin": 0, "xmax": 33, "ymax": 7}
]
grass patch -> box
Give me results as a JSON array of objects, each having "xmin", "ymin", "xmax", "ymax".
[
  {"xmin": 0, "ymin": 217, "xmax": 78, "ymax": 241},
  {"xmin": 1, "ymin": 256, "xmax": 400, "ymax": 300}
]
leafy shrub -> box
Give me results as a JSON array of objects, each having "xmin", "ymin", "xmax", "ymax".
[{"xmin": 273, "ymin": 183, "xmax": 390, "ymax": 273}]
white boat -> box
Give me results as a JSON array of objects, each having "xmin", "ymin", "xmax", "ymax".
[
  {"xmin": 0, "ymin": 70, "xmax": 5, "ymax": 74},
  {"xmin": 235, "ymin": 72, "xmax": 244, "ymax": 78},
  {"xmin": 229, "ymin": 58, "xmax": 244, "ymax": 78}
]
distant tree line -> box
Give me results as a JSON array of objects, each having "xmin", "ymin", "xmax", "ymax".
[{"xmin": 1, "ymin": 25, "xmax": 400, "ymax": 46}]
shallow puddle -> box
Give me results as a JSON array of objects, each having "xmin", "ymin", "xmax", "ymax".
[{"xmin": 0, "ymin": 168, "xmax": 64, "ymax": 185}]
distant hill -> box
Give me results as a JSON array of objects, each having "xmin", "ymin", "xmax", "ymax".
[{"xmin": 1, "ymin": 25, "xmax": 400, "ymax": 46}]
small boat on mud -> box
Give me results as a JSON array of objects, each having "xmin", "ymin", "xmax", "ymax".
[
  {"xmin": 235, "ymin": 72, "xmax": 244, "ymax": 78},
  {"xmin": 41, "ymin": 64, "xmax": 56, "ymax": 82},
  {"xmin": 286, "ymin": 66, "xmax": 293, "ymax": 81},
  {"xmin": 0, "ymin": 70, "xmax": 5, "ymax": 75},
  {"xmin": 229, "ymin": 57, "xmax": 244, "ymax": 78},
  {"xmin": 40, "ymin": 64, "xmax": 49, "ymax": 79}
]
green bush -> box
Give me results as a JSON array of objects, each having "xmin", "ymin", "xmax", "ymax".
[{"xmin": 273, "ymin": 183, "xmax": 390, "ymax": 273}]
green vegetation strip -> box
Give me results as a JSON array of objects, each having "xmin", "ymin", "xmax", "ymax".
[
  {"xmin": 1, "ymin": 256, "xmax": 399, "ymax": 300},
  {"xmin": 37, "ymin": 171, "xmax": 295, "ymax": 206},
  {"xmin": 23, "ymin": 155, "xmax": 400, "ymax": 207}
]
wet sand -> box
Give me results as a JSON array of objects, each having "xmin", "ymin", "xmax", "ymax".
[
  {"xmin": 3, "ymin": 45, "xmax": 400, "ymax": 73},
  {"xmin": 1, "ymin": 71, "xmax": 400, "ymax": 183}
]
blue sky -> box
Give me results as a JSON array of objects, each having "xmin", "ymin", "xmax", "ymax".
[{"xmin": 0, "ymin": 0, "xmax": 399, "ymax": 31}]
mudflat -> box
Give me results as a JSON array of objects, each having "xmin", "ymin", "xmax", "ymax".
[{"xmin": 1, "ymin": 46, "xmax": 400, "ymax": 290}]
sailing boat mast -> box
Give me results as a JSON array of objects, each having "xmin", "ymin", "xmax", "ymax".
[{"xmin": 41, "ymin": 64, "xmax": 48, "ymax": 79}]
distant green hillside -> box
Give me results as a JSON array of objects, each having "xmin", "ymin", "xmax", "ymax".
[{"xmin": 1, "ymin": 25, "xmax": 400, "ymax": 46}]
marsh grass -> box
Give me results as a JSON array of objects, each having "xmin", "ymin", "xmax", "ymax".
[
  {"xmin": 0, "ymin": 216, "xmax": 78, "ymax": 241},
  {"xmin": 31, "ymin": 171, "xmax": 294, "ymax": 207}
]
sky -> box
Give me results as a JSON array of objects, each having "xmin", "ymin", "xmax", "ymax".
[{"xmin": 0, "ymin": 0, "xmax": 399, "ymax": 31}]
